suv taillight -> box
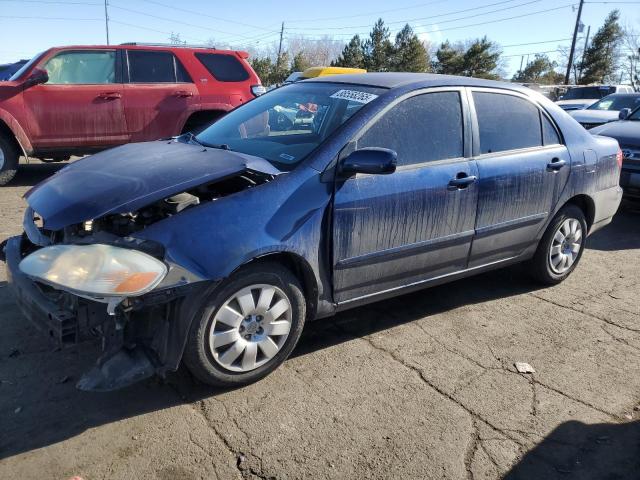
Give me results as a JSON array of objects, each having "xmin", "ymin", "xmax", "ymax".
[
  {"xmin": 251, "ymin": 85, "xmax": 267, "ymax": 97},
  {"xmin": 616, "ymin": 148, "xmax": 623, "ymax": 170}
]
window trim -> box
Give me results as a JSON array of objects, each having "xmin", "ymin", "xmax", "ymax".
[
  {"xmin": 124, "ymin": 49, "xmax": 192, "ymax": 84},
  {"xmin": 467, "ymin": 87, "xmax": 564, "ymax": 158},
  {"xmin": 40, "ymin": 48, "xmax": 121, "ymax": 85},
  {"xmin": 347, "ymin": 87, "xmax": 472, "ymax": 173}
]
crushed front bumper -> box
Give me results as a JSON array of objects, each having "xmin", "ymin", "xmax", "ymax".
[{"xmin": 3, "ymin": 235, "xmax": 215, "ymax": 391}]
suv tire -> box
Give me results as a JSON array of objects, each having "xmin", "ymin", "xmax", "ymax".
[
  {"xmin": 0, "ymin": 134, "xmax": 18, "ymax": 186},
  {"xmin": 530, "ymin": 204, "xmax": 588, "ymax": 285},
  {"xmin": 184, "ymin": 262, "xmax": 306, "ymax": 387}
]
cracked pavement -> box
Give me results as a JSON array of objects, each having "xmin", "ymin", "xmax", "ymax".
[{"xmin": 1, "ymin": 162, "xmax": 639, "ymax": 479}]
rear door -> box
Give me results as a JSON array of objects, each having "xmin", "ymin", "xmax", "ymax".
[
  {"xmin": 23, "ymin": 49, "xmax": 128, "ymax": 150},
  {"xmin": 468, "ymin": 89, "xmax": 570, "ymax": 267},
  {"xmin": 332, "ymin": 89, "xmax": 479, "ymax": 303},
  {"xmin": 123, "ymin": 50, "xmax": 198, "ymax": 141}
]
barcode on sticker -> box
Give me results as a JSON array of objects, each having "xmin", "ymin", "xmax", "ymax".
[{"xmin": 330, "ymin": 90, "xmax": 378, "ymax": 104}]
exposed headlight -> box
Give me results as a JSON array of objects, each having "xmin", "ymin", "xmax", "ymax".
[{"xmin": 19, "ymin": 244, "xmax": 167, "ymax": 297}]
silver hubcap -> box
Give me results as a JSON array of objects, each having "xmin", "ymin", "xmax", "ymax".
[
  {"xmin": 549, "ymin": 218, "xmax": 583, "ymax": 274},
  {"xmin": 208, "ymin": 284, "xmax": 292, "ymax": 372},
  {"xmin": 0, "ymin": 146, "xmax": 4, "ymax": 170}
]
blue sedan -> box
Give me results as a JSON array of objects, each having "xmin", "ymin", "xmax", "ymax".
[{"xmin": 2, "ymin": 73, "xmax": 623, "ymax": 390}]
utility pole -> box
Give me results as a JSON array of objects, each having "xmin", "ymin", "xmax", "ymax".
[
  {"xmin": 565, "ymin": 0, "xmax": 585, "ymax": 85},
  {"xmin": 519, "ymin": 55, "xmax": 524, "ymax": 72},
  {"xmin": 577, "ymin": 25, "xmax": 591, "ymax": 83},
  {"xmin": 276, "ymin": 22, "xmax": 284, "ymax": 69},
  {"xmin": 104, "ymin": 0, "xmax": 110, "ymax": 45}
]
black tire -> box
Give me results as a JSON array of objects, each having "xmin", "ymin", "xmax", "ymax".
[
  {"xmin": 184, "ymin": 262, "xmax": 306, "ymax": 388},
  {"xmin": 0, "ymin": 134, "xmax": 19, "ymax": 186},
  {"xmin": 530, "ymin": 204, "xmax": 588, "ymax": 285}
]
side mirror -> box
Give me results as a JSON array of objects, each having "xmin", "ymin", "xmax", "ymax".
[
  {"xmin": 24, "ymin": 68, "xmax": 48, "ymax": 88},
  {"xmin": 340, "ymin": 147, "xmax": 397, "ymax": 176},
  {"xmin": 619, "ymin": 108, "xmax": 632, "ymax": 120}
]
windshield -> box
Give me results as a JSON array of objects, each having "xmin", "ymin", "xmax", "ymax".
[
  {"xmin": 588, "ymin": 94, "xmax": 640, "ymax": 111},
  {"xmin": 195, "ymin": 82, "xmax": 385, "ymax": 170},
  {"xmin": 563, "ymin": 86, "xmax": 614, "ymax": 100},
  {"xmin": 8, "ymin": 52, "xmax": 44, "ymax": 81}
]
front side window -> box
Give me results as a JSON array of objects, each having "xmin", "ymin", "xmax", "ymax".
[
  {"xmin": 473, "ymin": 92, "xmax": 543, "ymax": 154},
  {"xmin": 195, "ymin": 82, "xmax": 385, "ymax": 171},
  {"xmin": 358, "ymin": 91, "xmax": 464, "ymax": 166},
  {"xmin": 128, "ymin": 50, "xmax": 182, "ymax": 83},
  {"xmin": 44, "ymin": 51, "xmax": 115, "ymax": 84}
]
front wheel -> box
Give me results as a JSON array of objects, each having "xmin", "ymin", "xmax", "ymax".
[
  {"xmin": 530, "ymin": 204, "xmax": 588, "ymax": 285},
  {"xmin": 0, "ymin": 134, "xmax": 19, "ymax": 186},
  {"xmin": 184, "ymin": 263, "xmax": 306, "ymax": 387}
]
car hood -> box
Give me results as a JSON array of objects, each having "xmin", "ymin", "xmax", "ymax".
[
  {"xmin": 25, "ymin": 140, "xmax": 281, "ymax": 230},
  {"xmin": 589, "ymin": 121, "xmax": 640, "ymax": 147},
  {"xmin": 568, "ymin": 109, "xmax": 619, "ymax": 123}
]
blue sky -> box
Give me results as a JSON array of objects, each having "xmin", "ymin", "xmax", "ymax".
[{"xmin": 1, "ymin": 0, "xmax": 639, "ymax": 76}]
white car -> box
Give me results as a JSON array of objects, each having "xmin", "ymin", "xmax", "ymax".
[
  {"xmin": 556, "ymin": 85, "xmax": 635, "ymax": 111},
  {"xmin": 569, "ymin": 93, "xmax": 640, "ymax": 129}
]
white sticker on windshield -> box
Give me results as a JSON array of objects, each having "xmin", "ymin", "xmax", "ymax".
[{"xmin": 330, "ymin": 89, "xmax": 378, "ymax": 104}]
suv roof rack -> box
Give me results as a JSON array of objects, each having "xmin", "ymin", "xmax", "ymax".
[{"xmin": 120, "ymin": 42, "xmax": 216, "ymax": 49}]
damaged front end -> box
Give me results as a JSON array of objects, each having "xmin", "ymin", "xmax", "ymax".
[{"xmin": 2, "ymin": 140, "xmax": 280, "ymax": 391}]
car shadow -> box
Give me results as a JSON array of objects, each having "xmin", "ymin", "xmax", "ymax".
[
  {"xmin": 0, "ymin": 207, "xmax": 635, "ymax": 461},
  {"xmin": 504, "ymin": 419, "xmax": 640, "ymax": 479},
  {"xmin": 8, "ymin": 160, "xmax": 68, "ymax": 187},
  {"xmin": 586, "ymin": 201, "xmax": 640, "ymax": 252}
]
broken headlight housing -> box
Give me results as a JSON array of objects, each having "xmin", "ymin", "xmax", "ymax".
[{"xmin": 19, "ymin": 244, "xmax": 167, "ymax": 298}]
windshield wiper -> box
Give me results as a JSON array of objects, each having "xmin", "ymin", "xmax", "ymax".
[
  {"xmin": 205, "ymin": 143, "xmax": 233, "ymax": 151},
  {"xmin": 179, "ymin": 131, "xmax": 206, "ymax": 147}
]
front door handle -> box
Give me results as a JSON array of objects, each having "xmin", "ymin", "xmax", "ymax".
[
  {"xmin": 547, "ymin": 158, "xmax": 567, "ymax": 171},
  {"xmin": 174, "ymin": 90, "xmax": 193, "ymax": 97},
  {"xmin": 98, "ymin": 91, "xmax": 121, "ymax": 100},
  {"xmin": 448, "ymin": 174, "xmax": 477, "ymax": 189}
]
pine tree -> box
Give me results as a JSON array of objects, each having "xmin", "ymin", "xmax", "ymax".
[
  {"xmin": 291, "ymin": 52, "xmax": 311, "ymax": 73},
  {"xmin": 363, "ymin": 19, "xmax": 394, "ymax": 71},
  {"xmin": 512, "ymin": 54, "xmax": 563, "ymax": 84},
  {"xmin": 332, "ymin": 35, "xmax": 365, "ymax": 68},
  {"xmin": 461, "ymin": 37, "xmax": 501, "ymax": 79},
  {"xmin": 251, "ymin": 57, "xmax": 273, "ymax": 85},
  {"xmin": 434, "ymin": 41, "xmax": 464, "ymax": 75},
  {"xmin": 579, "ymin": 10, "xmax": 623, "ymax": 84},
  {"xmin": 392, "ymin": 24, "xmax": 429, "ymax": 72}
]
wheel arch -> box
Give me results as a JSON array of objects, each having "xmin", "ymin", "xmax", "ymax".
[
  {"xmin": 564, "ymin": 194, "xmax": 595, "ymax": 232},
  {"xmin": 235, "ymin": 251, "xmax": 319, "ymax": 320},
  {"xmin": 0, "ymin": 113, "xmax": 31, "ymax": 157}
]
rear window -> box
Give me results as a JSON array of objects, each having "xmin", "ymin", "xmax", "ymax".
[
  {"xmin": 195, "ymin": 53, "xmax": 249, "ymax": 82},
  {"xmin": 127, "ymin": 50, "xmax": 191, "ymax": 83}
]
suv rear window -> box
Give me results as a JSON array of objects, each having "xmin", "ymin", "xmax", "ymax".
[
  {"xmin": 195, "ymin": 53, "xmax": 249, "ymax": 82},
  {"xmin": 127, "ymin": 50, "xmax": 192, "ymax": 83}
]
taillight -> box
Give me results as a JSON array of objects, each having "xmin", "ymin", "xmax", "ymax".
[
  {"xmin": 251, "ymin": 85, "xmax": 266, "ymax": 97},
  {"xmin": 616, "ymin": 148, "xmax": 623, "ymax": 169}
]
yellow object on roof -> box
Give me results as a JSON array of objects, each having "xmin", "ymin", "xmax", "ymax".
[{"xmin": 301, "ymin": 67, "xmax": 367, "ymax": 79}]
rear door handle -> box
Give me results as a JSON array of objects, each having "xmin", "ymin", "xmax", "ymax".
[
  {"xmin": 547, "ymin": 158, "xmax": 567, "ymax": 171},
  {"xmin": 448, "ymin": 174, "xmax": 477, "ymax": 189},
  {"xmin": 174, "ymin": 90, "xmax": 193, "ymax": 97},
  {"xmin": 98, "ymin": 91, "xmax": 121, "ymax": 99}
]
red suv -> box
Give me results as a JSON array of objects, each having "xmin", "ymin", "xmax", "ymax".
[{"xmin": 0, "ymin": 43, "xmax": 264, "ymax": 185}]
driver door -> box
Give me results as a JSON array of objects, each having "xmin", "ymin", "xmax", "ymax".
[
  {"xmin": 332, "ymin": 89, "xmax": 478, "ymax": 304},
  {"xmin": 23, "ymin": 49, "xmax": 128, "ymax": 150}
]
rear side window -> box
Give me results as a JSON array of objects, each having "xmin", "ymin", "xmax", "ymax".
[
  {"xmin": 542, "ymin": 115, "xmax": 561, "ymax": 145},
  {"xmin": 44, "ymin": 50, "xmax": 115, "ymax": 84},
  {"xmin": 473, "ymin": 92, "xmax": 542, "ymax": 154},
  {"xmin": 195, "ymin": 53, "xmax": 249, "ymax": 82},
  {"xmin": 358, "ymin": 91, "xmax": 464, "ymax": 167},
  {"xmin": 127, "ymin": 50, "xmax": 191, "ymax": 83}
]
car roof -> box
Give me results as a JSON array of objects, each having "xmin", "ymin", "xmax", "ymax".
[
  {"xmin": 303, "ymin": 72, "xmax": 529, "ymax": 92},
  {"xmin": 46, "ymin": 44, "xmax": 247, "ymax": 56}
]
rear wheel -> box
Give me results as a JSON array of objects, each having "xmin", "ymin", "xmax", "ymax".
[
  {"xmin": 530, "ymin": 204, "xmax": 587, "ymax": 285},
  {"xmin": 184, "ymin": 263, "xmax": 306, "ymax": 387},
  {"xmin": 0, "ymin": 134, "xmax": 19, "ymax": 186}
]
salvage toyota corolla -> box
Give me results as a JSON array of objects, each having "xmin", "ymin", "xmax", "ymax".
[{"xmin": 1, "ymin": 73, "xmax": 623, "ymax": 391}]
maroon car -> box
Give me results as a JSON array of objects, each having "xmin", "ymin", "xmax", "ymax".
[{"xmin": 0, "ymin": 43, "xmax": 265, "ymax": 185}]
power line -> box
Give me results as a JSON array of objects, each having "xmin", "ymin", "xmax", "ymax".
[
  {"xmin": 285, "ymin": 0, "xmax": 540, "ymax": 31},
  {"xmin": 0, "ymin": 0, "xmax": 101, "ymax": 4},
  {"xmin": 0, "ymin": 14, "xmax": 101, "ymax": 20}
]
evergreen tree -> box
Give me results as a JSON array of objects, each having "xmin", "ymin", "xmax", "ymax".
[
  {"xmin": 392, "ymin": 24, "xmax": 429, "ymax": 72},
  {"xmin": 251, "ymin": 57, "xmax": 273, "ymax": 85},
  {"xmin": 461, "ymin": 37, "xmax": 501, "ymax": 79},
  {"xmin": 363, "ymin": 19, "xmax": 394, "ymax": 71},
  {"xmin": 434, "ymin": 41, "xmax": 464, "ymax": 75},
  {"xmin": 579, "ymin": 10, "xmax": 623, "ymax": 84},
  {"xmin": 512, "ymin": 54, "xmax": 563, "ymax": 84},
  {"xmin": 332, "ymin": 35, "xmax": 365, "ymax": 68},
  {"xmin": 291, "ymin": 52, "xmax": 311, "ymax": 73}
]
